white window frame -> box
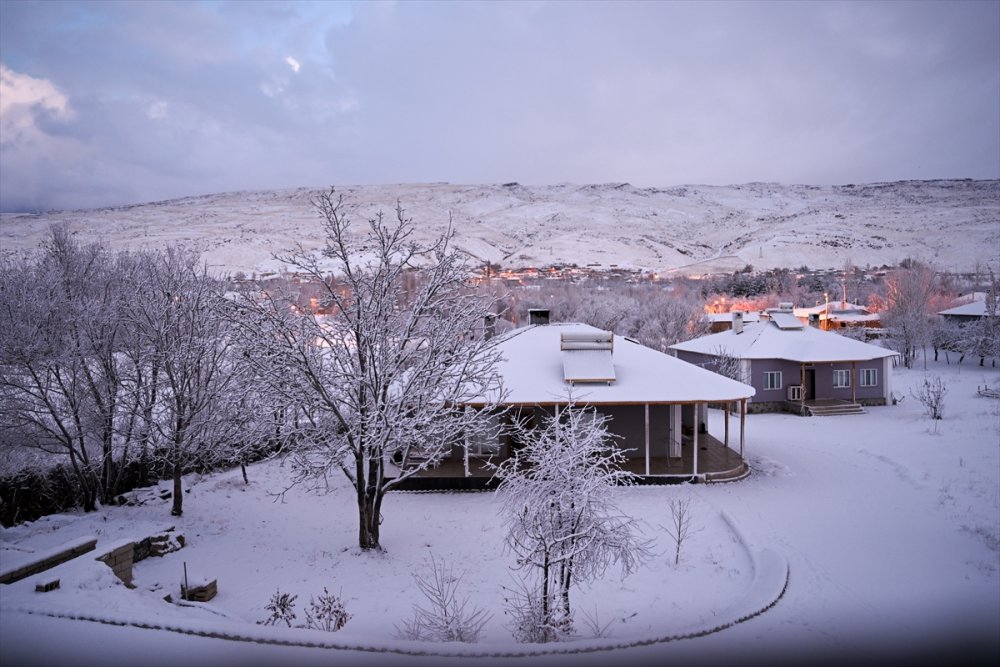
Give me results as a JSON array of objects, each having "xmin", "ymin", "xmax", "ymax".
[
  {"xmin": 859, "ymin": 368, "xmax": 878, "ymax": 387},
  {"xmin": 763, "ymin": 371, "xmax": 782, "ymax": 390},
  {"xmin": 833, "ymin": 369, "xmax": 851, "ymax": 388}
]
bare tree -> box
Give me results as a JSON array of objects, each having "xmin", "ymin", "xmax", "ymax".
[
  {"xmin": 911, "ymin": 375, "xmax": 948, "ymax": 432},
  {"xmin": 228, "ymin": 189, "xmax": 504, "ymax": 550},
  {"xmin": 495, "ymin": 395, "xmax": 653, "ymax": 642},
  {"xmin": 663, "ymin": 498, "xmax": 700, "ymax": 565}
]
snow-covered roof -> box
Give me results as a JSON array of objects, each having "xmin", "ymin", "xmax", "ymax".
[
  {"xmin": 827, "ymin": 312, "xmax": 881, "ymax": 323},
  {"xmin": 670, "ymin": 320, "xmax": 898, "ymax": 363},
  {"xmin": 938, "ymin": 297, "xmax": 996, "ymax": 317},
  {"xmin": 705, "ymin": 311, "xmax": 761, "ymax": 323},
  {"xmin": 474, "ymin": 323, "xmax": 755, "ymax": 406},
  {"xmin": 794, "ymin": 302, "xmax": 871, "ymax": 318}
]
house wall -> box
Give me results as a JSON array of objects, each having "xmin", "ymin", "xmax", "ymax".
[
  {"xmin": 472, "ymin": 404, "xmax": 676, "ymax": 461},
  {"xmin": 600, "ymin": 405, "xmax": 672, "ymax": 459},
  {"xmin": 676, "ymin": 351, "xmax": 890, "ymax": 413},
  {"xmin": 749, "ymin": 358, "xmax": 887, "ymax": 409}
]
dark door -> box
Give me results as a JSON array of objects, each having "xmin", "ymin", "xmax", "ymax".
[{"xmin": 805, "ymin": 369, "xmax": 816, "ymax": 400}]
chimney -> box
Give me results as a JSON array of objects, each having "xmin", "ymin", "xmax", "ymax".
[
  {"xmin": 484, "ymin": 313, "xmax": 497, "ymax": 340},
  {"xmin": 528, "ymin": 308, "xmax": 550, "ymax": 326},
  {"xmin": 732, "ymin": 310, "xmax": 744, "ymax": 334}
]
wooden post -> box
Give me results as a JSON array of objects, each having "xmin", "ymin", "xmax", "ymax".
[
  {"xmin": 692, "ymin": 403, "xmax": 699, "ymax": 478},
  {"xmin": 644, "ymin": 403, "xmax": 650, "ymax": 476}
]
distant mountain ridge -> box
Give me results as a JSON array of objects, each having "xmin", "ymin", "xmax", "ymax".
[{"xmin": 2, "ymin": 179, "xmax": 997, "ymax": 275}]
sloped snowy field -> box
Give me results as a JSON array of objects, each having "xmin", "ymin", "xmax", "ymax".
[
  {"xmin": 2, "ymin": 180, "xmax": 998, "ymax": 275},
  {"xmin": 1, "ymin": 359, "xmax": 998, "ymax": 666}
]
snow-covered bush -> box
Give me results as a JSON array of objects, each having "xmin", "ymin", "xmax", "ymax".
[
  {"xmin": 396, "ymin": 555, "xmax": 490, "ymax": 642},
  {"xmin": 912, "ymin": 375, "xmax": 948, "ymax": 426},
  {"xmin": 259, "ymin": 589, "xmax": 297, "ymax": 627},
  {"xmin": 501, "ymin": 576, "xmax": 573, "ymax": 644},
  {"xmin": 302, "ymin": 587, "xmax": 352, "ymax": 632}
]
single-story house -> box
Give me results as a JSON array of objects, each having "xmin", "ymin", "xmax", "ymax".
[
  {"xmin": 397, "ymin": 317, "xmax": 756, "ymax": 489},
  {"xmin": 938, "ymin": 293, "xmax": 997, "ymax": 324},
  {"xmin": 669, "ymin": 310, "xmax": 899, "ymax": 416}
]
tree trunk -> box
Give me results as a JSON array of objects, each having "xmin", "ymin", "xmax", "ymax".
[
  {"xmin": 171, "ymin": 460, "xmax": 183, "ymax": 516},
  {"xmin": 357, "ymin": 491, "xmax": 382, "ymax": 550}
]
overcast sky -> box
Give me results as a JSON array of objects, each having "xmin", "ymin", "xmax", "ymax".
[{"xmin": 1, "ymin": 0, "xmax": 998, "ymax": 212}]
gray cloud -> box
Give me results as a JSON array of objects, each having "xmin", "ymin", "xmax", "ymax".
[{"xmin": 1, "ymin": 0, "xmax": 997, "ymax": 212}]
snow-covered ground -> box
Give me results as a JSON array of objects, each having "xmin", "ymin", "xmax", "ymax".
[
  {"xmin": 2, "ymin": 180, "xmax": 997, "ymax": 276},
  {"xmin": 1, "ymin": 358, "xmax": 998, "ymax": 666}
]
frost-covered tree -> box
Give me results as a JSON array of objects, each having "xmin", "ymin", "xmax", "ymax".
[
  {"xmin": 0, "ymin": 227, "xmax": 135, "ymax": 510},
  {"xmin": 229, "ymin": 189, "xmax": 504, "ymax": 550},
  {"xmin": 495, "ymin": 396, "xmax": 652, "ymax": 641},
  {"xmin": 881, "ymin": 262, "xmax": 937, "ymax": 368},
  {"xmin": 518, "ymin": 284, "xmax": 709, "ymax": 351},
  {"xmin": 124, "ymin": 249, "xmax": 236, "ymax": 516},
  {"xmin": 969, "ymin": 271, "xmax": 999, "ymax": 367}
]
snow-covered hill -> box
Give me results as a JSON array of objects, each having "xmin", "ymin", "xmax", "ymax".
[{"xmin": 2, "ymin": 180, "xmax": 997, "ymax": 275}]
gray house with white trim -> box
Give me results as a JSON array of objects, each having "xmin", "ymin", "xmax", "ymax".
[{"xmin": 669, "ymin": 312, "xmax": 898, "ymax": 416}]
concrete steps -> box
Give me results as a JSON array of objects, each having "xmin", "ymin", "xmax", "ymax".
[{"xmin": 806, "ymin": 403, "xmax": 865, "ymax": 416}]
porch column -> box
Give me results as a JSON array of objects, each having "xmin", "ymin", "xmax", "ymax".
[
  {"xmin": 692, "ymin": 402, "xmax": 699, "ymax": 478},
  {"xmin": 644, "ymin": 403, "xmax": 650, "ymax": 476},
  {"xmin": 800, "ymin": 363, "xmax": 806, "ymax": 412},
  {"xmin": 740, "ymin": 398, "xmax": 747, "ymax": 459},
  {"xmin": 724, "ymin": 401, "xmax": 730, "ymax": 448},
  {"xmin": 851, "ymin": 361, "xmax": 857, "ymax": 403},
  {"xmin": 670, "ymin": 404, "xmax": 682, "ymax": 458}
]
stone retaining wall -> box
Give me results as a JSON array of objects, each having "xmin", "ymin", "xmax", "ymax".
[{"xmin": 95, "ymin": 540, "xmax": 135, "ymax": 587}]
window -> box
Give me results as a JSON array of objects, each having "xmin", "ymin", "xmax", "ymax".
[
  {"xmin": 763, "ymin": 371, "xmax": 782, "ymax": 390},
  {"xmin": 833, "ymin": 369, "xmax": 851, "ymax": 388},
  {"xmin": 466, "ymin": 412, "xmax": 501, "ymax": 456},
  {"xmin": 860, "ymin": 368, "xmax": 878, "ymax": 387}
]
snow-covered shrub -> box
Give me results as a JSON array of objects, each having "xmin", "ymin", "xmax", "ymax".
[
  {"xmin": 302, "ymin": 587, "xmax": 351, "ymax": 632},
  {"xmin": 502, "ymin": 576, "xmax": 573, "ymax": 644},
  {"xmin": 396, "ymin": 555, "xmax": 491, "ymax": 642},
  {"xmin": 259, "ymin": 589, "xmax": 297, "ymax": 627},
  {"xmin": 912, "ymin": 375, "xmax": 948, "ymax": 424}
]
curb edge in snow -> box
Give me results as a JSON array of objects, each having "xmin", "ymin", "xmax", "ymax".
[{"xmin": 1, "ymin": 514, "xmax": 789, "ymax": 658}]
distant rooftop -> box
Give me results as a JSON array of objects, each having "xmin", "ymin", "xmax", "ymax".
[{"xmin": 670, "ymin": 320, "xmax": 898, "ymax": 363}]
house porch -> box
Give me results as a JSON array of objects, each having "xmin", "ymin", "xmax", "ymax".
[{"xmin": 389, "ymin": 431, "xmax": 747, "ymax": 491}]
